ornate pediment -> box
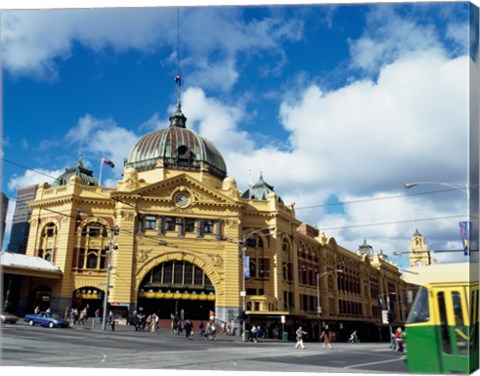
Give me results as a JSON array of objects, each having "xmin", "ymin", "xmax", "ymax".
[{"xmin": 112, "ymin": 173, "xmax": 242, "ymax": 211}]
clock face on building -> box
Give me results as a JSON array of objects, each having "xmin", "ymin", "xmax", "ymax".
[
  {"xmin": 415, "ymin": 260, "xmax": 424, "ymax": 267},
  {"xmin": 175, "ymin": 193, "xmax": 189, "ymax": 207}
]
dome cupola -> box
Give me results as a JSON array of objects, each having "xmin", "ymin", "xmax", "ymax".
[
  {"xmin": 241, "ymin": 173, "xmax": 284, "ymax": 204},
  {"xmin": 125, "ymin": 104, "xmax": 227, "ymax": 179},
  {"xmin": 51, "ymin": 157, "xmax": 99, "ymax": 187}
]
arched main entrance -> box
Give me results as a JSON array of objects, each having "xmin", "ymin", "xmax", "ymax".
[{"xmin": 138, "ymin": 260, "xmax": 215, "ymax": 320}]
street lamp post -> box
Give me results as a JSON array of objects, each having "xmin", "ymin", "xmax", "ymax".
[
  {"xmin": 101, "ymin": 225, "xmax": 119, "ymax": 331},
  {"xmin": 316, "ymin": 269, "xmax": 343, "ymax": 338},
  {"xmin": 404, "ymin": 181, "xmax": 471, "ymax": 199},
  {"xmin": 239, "ymin": 226, "xmax": 275, "ymax": 341}
]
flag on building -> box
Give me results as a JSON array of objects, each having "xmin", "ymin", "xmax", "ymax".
[
  {"xmin": 102, "ymin": 157, "xmax": 115, "ymax": 168},
  {"xmin": 459, "ymin": 221, "xmax": 471, "ymax": 255}
]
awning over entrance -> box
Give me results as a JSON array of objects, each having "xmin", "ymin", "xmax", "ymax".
[{"xmin": 1, "ymin": 251, "xmax": 62, "ymax": 279}]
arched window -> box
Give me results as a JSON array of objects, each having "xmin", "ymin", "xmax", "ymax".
[
  {"xmin": 74, "ymin": 221, "xmax": 110, "ymax": 271},
  {"xmin": 141, "ymin": 261, "xmax": 213, "ymax": 291},
  {"xmin": 38, "ymin": 222, "xmax": 58, "ymax": 262}
]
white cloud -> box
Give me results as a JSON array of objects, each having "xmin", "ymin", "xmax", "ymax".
[
  {"xmin": 8, "ymin": 168, "xmax": 63, "ymax": 191},
  {"xmin": 190, "ymin": 48, "xmax": 469, "ymax": 260},
  {"xmin": 65, "ymin": 114, "xmax": 139, "ymax": 181},
  {"xmin": 1, "ymin": 8, "xmax": 303, "ymax": 90},
  {"xmin": 1, "ymin": 9, "xmax": 171, "ymax": 80},
  {"xmin": 347, "ymin": 6, "xmax": 465, "ymax": 75},
  {"xmin": 182, "ymin": 87, "xmax": 254, "ymax": 154},
  {"xmin": 277, "ymin": 50, "xmax": 468, "ymax": 194}
]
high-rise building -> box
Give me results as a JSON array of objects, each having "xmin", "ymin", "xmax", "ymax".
[
  {"xmin": 1, "ymin": 192, "xmax": 9, "ymax": 249},
  {"xmin": 7, "ymin": 184, "xmax": 39, "ymax": 254}
]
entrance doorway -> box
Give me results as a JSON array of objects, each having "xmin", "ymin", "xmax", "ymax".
[
  {"xmin": 138, "ymin": 260, "xmax": 215, "ymax": 320},
  {"xmin": 72, "ymin": 287, "xmax": 104, "ymax": 317},
  {"xmin": 31, "ymin": 286, "xmax": 51, "ymax": 312}
]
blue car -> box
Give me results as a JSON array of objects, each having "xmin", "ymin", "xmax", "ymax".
[{"xmin": 24, "ymin": 312, "xmax": 69, "ymax": 328}]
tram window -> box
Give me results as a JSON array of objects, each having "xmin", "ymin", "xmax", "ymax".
[
  {"xmin": 438, "ymin": 292, "xmax": 452, "ymax": 354},
  {"xmin": 452, "ymin": 291, "xmax": 468, "ymax": 355},
  {"xmin": 406, "ymin": 287, "xmax": 430, "ymax": 323},
  {"xmin": 471, "ymin": 289, "xmax": 479, "ymax": 352}
]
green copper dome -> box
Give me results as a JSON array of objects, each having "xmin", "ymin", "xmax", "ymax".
[
  {"xmin": 51, "ymin": 158, "xmax": 99, "ymax": 187},
  {"xmin": 125, "ymin": 104, "xmax": 227, "ymax": 179},
  {"xmin": 241, "ymin": 174, "xmax": 284, "ymax": 204}
]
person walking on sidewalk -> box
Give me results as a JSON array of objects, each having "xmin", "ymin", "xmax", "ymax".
[
  {"xmin": 321, "ymin": 325, "xmax": 332, "ymax": 349},
  {"xmin": 295, "ymin": 326, "xmax": 307, "ymax": 349},
  {"xmin": 395, "ymin": 327, "xmax": 404, "ymax": 353},
  {"xmin": 108, "ymin": 311, "xmax": 115, "ymax": 331}
]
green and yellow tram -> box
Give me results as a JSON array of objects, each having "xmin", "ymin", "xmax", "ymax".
[{"xmin": 403, "ymin": 262, "xmax": 478, "ymax": 374}]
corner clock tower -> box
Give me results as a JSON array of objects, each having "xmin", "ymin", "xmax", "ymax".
[{"xmin": 408, "ymin": 229, "xmax": 432, "ymax": 267}]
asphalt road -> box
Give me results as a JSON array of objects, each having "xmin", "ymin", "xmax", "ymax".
[{"xmin": 0, "ymin": 322, "xmax": 409, "ymax": 375}]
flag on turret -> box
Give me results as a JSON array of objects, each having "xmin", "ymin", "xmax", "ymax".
[{"xmin": 102, "ymin": 157, "xmax": 115, "ymax": 168}]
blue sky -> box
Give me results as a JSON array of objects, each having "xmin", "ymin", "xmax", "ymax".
[{"xmin": 1, "ymin": 1, "xmax": 478, "ymax": 268}]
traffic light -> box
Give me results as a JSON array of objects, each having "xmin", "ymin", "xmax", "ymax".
[{"xmin": 387, "ymin": 311, "xmax": 395, "ymax": 323}]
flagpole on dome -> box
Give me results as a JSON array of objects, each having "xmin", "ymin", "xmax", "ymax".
[{"xmin": 175, "ymin": 7, "xmax": 182, "ymax": 110}]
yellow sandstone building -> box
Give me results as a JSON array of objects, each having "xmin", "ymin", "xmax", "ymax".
[{"xmin": 16, "ymin": 102, "xmax": 413, "ymax": 340}]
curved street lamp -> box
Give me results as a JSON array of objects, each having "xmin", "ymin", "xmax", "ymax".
[{"xmin": 404, "ymin": 181, "xmax": 470, "ymax": 199}]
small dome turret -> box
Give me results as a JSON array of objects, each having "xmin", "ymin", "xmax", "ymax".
[
  {"xmin": 51, "ymin": 157, "xmax": 98, "ymax": 187},
  {"xmin": 241, "ymin": 173, "xmax": 284, "ymax": 204}
]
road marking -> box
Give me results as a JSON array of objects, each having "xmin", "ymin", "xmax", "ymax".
[{"xmin": 344, "ymin": 357, "xmax": 405, "ymax": 369}]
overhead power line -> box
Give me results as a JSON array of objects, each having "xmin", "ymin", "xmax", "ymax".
[
  {"xmin": 3, "ymin": 156, "xmax": 473, "ymax": 234},
  {"xmin": 320, "ymin": 214, "xmax": 468, "ymax": 231},
  {"xmin": 294, "ymin": 188, "xmax": 466, "ymax": 211},
  {"xmin": 2, "ymin": 156, "xmax": 465, "ymax": 212}
]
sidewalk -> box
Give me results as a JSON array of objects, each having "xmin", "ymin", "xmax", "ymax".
[
  {"xmin": 72, "ymin": 320, "xmax": 246, "ymax": 341},
  {"xmin": 71, "ymin": 321, "xmax": 293, "ymax": 344}
]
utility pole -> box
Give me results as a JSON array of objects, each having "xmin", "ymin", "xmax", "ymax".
[{"xmin": 101, "ymin": 225, "xmax": 119, "ymax": 331}]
